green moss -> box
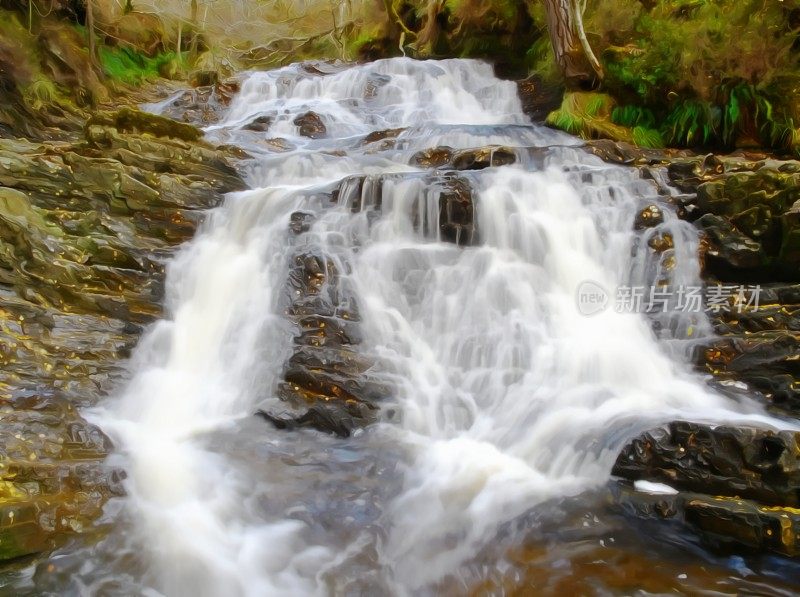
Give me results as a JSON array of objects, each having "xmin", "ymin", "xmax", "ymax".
[
  {"xmin": 23, "ymin": 75, "xmax": 60, "ymax": 111},
  {"xmin": 99, "ymin": 46, "xmax": 180, "ymax": 86},
  {"xmin": 87, "ymin": 107, "xmax": 203, "ymax": 141}
]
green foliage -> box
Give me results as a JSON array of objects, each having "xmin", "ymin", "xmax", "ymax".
[
  {"xmin": 99, "ymin": 46, "xmax": 179, "ymax": 86},
  {"xmin": 585, "ymin": 94, "xmax": 607, "ymax": 117},
  {"xmin": 663, "ymin": 99, "xmax": 719, "ymax": 146},
  {"xmin": 612, "ymin": 105, "xmax": 656, "ymax": 129},
  {"xmin": 524, "ymin": 35, "xmax": 559, "ymax": 84},
  {"xmin": 631, "ymin": 125, "xmax": 664, "ymax": 148},
  {"xmin": 577, "ymin": 0, "xmax": 800, "ymax": 151},
  {"xmin": 548, "ymin": 109, "xmax": 583, "ymax": 135},
  {"xmin": 546, "ymin": 92, "xmax": 638, "ymax": 144}
]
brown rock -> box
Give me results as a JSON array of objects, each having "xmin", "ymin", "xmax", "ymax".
[{"xmin": 293, "ymin": 111, "xmax": 326, "ymax": 139}]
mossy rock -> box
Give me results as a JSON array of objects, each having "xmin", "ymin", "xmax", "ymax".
[
  {"xmin": 546, "ymin": 92, "xmax": 659, "ymax": 146},
  {"xmin": 87, "ymin": 108, "xmax": 203, "ymax": 142}
]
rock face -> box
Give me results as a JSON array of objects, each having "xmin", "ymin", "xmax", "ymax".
[
  {"xmin": 613, "ymin": 421, "xmax": 800, "ymax": 556},
  {"xmin": 660, "ymin": 154, "xmax": 800, "ymax": 416},
  {"xmin": 666, "ymin": 155, "xmax": 800, "ymax": 281},
  {"xmin": 0, "ymin": 109, "xmax": 244, "ymax": 561},
  {"xmin": 258, "ymin": 236, "xmax": 387, "ymax": 437}
]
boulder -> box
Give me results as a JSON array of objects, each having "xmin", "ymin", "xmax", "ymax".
[
  {"xmin": 258, "ymin": 242, "xmax": 385, "ymax": 437},
  {"xmin": 243, "ymin": 115, "xmax": 273, "ymax": 132},
  {"xmin": 613, "ymin": 421, "xmax": 800, "ymax": 508},
  {"xmin": 437, "ymin": 174, "xmax": 476, "ymax": 246},
  {"xmin": 293, "ymin": 111, "xmax": 326, "ymax": 139}
]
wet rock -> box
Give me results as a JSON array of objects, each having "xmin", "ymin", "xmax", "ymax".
[
  {"xmin": 516, "ymin": 75, "xmax": 563, "ymax": 122},
  {"xmin": 300, "ymin": 61, "xmax": 348, "ymax": 77},
  {"xmin": 243, "ymin": 115, "xmax": 273, "ymax": 132},
  {"xmin": 634, "ymin": 204, "xmax": 664, "ymax": 230},
  {"xmin": 701, "ymin": 330, "xmax": 800, "ymax": 414},
  {"xmin": 685, "ymin": 495, "xmax": 800, "ymax": 557},
  {"xmin": 614, "ymin": 483, "xmax": 800, "ymax": 558},
  {"xmin": 696, "ymin": 214, "xmax": 766, "ymax": 270},
  {"xmin": 412, "ymin": 146, "xmax": 516, "ymax": 171},
  {"xmin": 452, "ymin": 147, "xmax": 516, "ymax": 170},
  {"xmin": 362, "ymin": 127, "xmax": 406, "ymax": 145},
  {"xmin": 259, "ymin": 137, "xmax": 294, "ymax": 153},
  {"xmin": 585, "ymin": 140, "xmax": 661, "ymax": 166},
  {"xmin": 0, "ymin": 393, "xmax": 123, "ymax": 561},
  {"xmin": 412, "ymin": 147, "xmax": 453, "ymax": 168},
  {"xmin": 289, "ymin": 211, "xmax": 315, "ymax": 235},
  {"xmin": 293, "ymin": 111, "xmax": 326, "ymax": 139},
  {"xmin": 669, "ymin": 160, "xmax": 800, "ymax": 280},
  {"xmin": 332, "ymin": 171, "xmax": 478, "ymax": 246},
  {"xmin": 613, "ymin": 421, "xmax": 800, "ymax": 507},
  {"xmin": 258, "ymin": 237, "xmax": 386, "ymax": 436},
  {"xmin": 255, "ymin": 406, "xmax": 357, "ymax": 438},
  {"xmin": 437, "ymin": 174, "xmax": 476, "ymax": 246},
  {"xmin": 157, "ymin": 79, "xmax": 240, "ymax": 126},
  {"xmin": 613, "ymin": 421, "xmax": 800, "ymax": 558},
  {"xmin": 87, "ymin": 107, "xmax": 204, "ymax": 142},
  {"xmin": 648, "ymin": 232, "xmax": 674, "ymax": 253},
  {"xmin": 364, "ymin": 74, "xmax": 390, "ymax": 100}
]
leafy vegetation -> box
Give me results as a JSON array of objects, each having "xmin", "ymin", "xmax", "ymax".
[{"xmin": 580, "ymin": 0, "xmax": 800, "ymax": 151}]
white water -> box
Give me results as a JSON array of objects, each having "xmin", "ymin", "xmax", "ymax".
[{"xmin": 97, "ymin": 58, "xmax": 784, "ymax": 595}]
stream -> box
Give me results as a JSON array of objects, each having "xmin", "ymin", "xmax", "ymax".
[{"xmin": 8, "ymin": 58, "xmax": 800, "ymax": 596}]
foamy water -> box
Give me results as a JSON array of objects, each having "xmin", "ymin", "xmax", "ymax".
[{"xmin": 90, "ymin": 58, "xmax": 788, "ymax": 595}]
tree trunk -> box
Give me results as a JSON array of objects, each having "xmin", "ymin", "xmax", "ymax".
[
  {"xmin": 542, "ymin": 0, "xmax": 599, "ymax": 88},
  {"xmin": 189, "ymin": 0, "xmax": 199, "ymax": 60},
  {"xmin": 86, "ymin": 0, "xmax": 96, "ymax": 66}
]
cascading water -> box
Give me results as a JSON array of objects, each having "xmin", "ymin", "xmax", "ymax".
[{"xmin": 82, "ymin": 58, "xmax": 786, "ymax": 595}]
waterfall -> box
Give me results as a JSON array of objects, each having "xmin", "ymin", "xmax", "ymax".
[{"xmin": 92, "ymin": 58, "xmax": 781, "ymax": 596}]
